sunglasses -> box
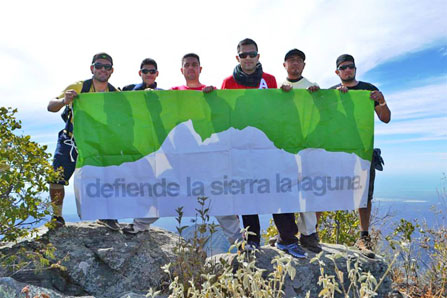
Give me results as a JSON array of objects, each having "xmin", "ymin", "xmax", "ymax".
[
  {"xmin": 141, "ymin": 69, "xmax": 157, "ymax": 74},
  {"xmin": 238, "ymin": 51, "xmax": 258, "ymax": 59},
  {"xmin": 338, "ymin": 64, "xmax": 356, "ymax": 71},
  {"xmin": 93, "ymin": 63, "xmax": 113, "ymax": 70}
]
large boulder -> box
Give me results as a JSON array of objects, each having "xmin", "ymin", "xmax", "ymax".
[
  {"xmin": 211, "ymin": 244, "xmax": 393, "ymax": 297},
  {"xmin": 0, "ymin": 222, "xmax": 393, "ymax": 297},
  {"xmin": 0, "ymin": 222, "xmax": 177, "ymax": 297}
]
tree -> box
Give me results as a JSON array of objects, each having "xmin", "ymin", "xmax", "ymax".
[{"xmin": 0, "ymin": 107, "xmax": 59, "ymax": 242}]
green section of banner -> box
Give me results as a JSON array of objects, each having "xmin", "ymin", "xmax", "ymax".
[{"xmin": 73, "ymin": 89, "xmax": 374, "ymax": 167}]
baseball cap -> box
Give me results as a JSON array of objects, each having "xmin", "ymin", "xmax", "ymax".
[
  {"xmin": 92, "ymin": 52, "xmax": 113, "ymax": 65},
  {"xmin": 336, "ymin": 54, "xmax": 355, "ymax": 68},
  {"xmin": 284, "ymin": 49, "xmax": 306, "ymax": 61}
]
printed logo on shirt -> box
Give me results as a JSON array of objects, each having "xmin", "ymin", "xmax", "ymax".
[{"xmin": 259, "ymin": 79, "xmax": 268, "ymax": 89}]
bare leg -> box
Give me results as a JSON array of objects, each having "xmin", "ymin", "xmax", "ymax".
[
  {"xmin": 50, "ymin": 184, "xmax": 64, "ymax": 217},
  {"xmin": 358, "ymin": 199, "xmax": 372, "ymax": 232}
]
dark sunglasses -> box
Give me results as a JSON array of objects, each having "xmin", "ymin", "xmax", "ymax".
[
  {"xmin": 338, "ymin": 64, "xmax": 356, "ymax": 71},
  {"xmin": 93, "ymin": 63, "xmax": 113, "ymax": 70},
  {"xmin": 238, "ymin": 51, "xmax": 258, "ymax": 59},
  {"xmin": 141, "ymin": 69, "xmax": 157, "ymax": 74}
]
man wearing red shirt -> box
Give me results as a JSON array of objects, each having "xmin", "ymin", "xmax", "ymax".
[
  {"xmin": 221, "ymin": 38, "xmax": 306, "ymax": 258},
  {"xmin": 170, "ymin": 53, "xmax": 241, "ymax": 245},
  {"xmin": 171, "ymin": 53, "xmax": 214, "ymax": 92}
]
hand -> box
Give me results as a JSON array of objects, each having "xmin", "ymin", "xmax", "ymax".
[
  {"xmin": 337, "ymin": 85, "xmax": 349, "ymax": 93},
  {"xmin": 370, "ymin": 90, "xmax": 385, "ymax": 104},
  {"xmin": 280, "ymin": 84, "xmax": 292, "ymax": 92},
  {"xmin": 63, "ymin": 89, "xmax": 78, "ymax": 105},
  {"xmin": 307, "ymin": 85, "xmax": 320, "ymax": 93},
  {"xmin": 202, "ymin": 85, "xmax": 215, "ymax": 93}
]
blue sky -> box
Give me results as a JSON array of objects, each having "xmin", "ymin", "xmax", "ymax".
[{"xmin": 1, "ymin": 0, "xmax": 446, "ymax": 214}]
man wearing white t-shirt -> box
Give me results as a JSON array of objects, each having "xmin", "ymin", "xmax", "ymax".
[{"xmin": 279, "ymin": 48, "xmax": 322, "ymax": 253}]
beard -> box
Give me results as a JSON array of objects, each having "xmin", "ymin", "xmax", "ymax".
[{"xmin": 341, "ymin": 75, "xmax": 355, "ymax": 83}]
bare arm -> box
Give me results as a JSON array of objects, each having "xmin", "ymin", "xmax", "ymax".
[
  {"xmin": 371, "ymin": 90, "xmax": 391, "ymax": 123},
  {"xmin": 47, "ymin": 89, "xmax": 78, "ymax": 112}
]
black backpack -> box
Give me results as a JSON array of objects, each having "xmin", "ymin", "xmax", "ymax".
[{"xmin": 60, "ymin": 79, "xmax": 117, "ymax": 123}]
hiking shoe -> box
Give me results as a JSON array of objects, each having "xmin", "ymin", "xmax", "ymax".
[
  {"xmin": 122, "ymin": 224, "xmax": 148, "ymax": 235},
  {"xmin": 268, "ymin": 235, "xmax": 278, "ymax": 247},
  {"xmin": 300, "ymin": 232, "xmax": 322, "ymax": 253},
  {"xmin": 355, "ymin": 235, "xmax": 375, "ymax": 258},
  {"xmin": 276, "ymin": 242, "xmax": 307, "ymax": 259},
  {"xmin": 50, "ymin": 216, "xmax": 65, "ymax": 229},
  {"xmin": 97, "ymin": 219, "xmax": 120, "ymax": 231}
]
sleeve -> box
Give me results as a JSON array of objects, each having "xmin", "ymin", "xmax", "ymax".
[
  {"xmin": 269, "ymin": 76, "xmax": 277, "ymax": 89},
  {"xmin": 221, "ymin": 78, "xmax": 228, "ymax": 89},
  {"xmin": 56, "ymin": 81, "xmax": 83, "ymax": 99}
]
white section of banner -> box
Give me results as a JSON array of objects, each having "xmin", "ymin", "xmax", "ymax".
[{"xmin": 74, "ymin": 120, "xmax": 370, "ymax": 220}]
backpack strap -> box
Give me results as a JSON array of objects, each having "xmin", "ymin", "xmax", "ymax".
[{"xmin": 81, "ymin": 79, "xmax": 93, "ymax": 93}]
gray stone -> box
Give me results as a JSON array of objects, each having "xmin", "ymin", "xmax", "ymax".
[
  {"xmin": 0, "ymin": 222, "xmax": 178, "ymax": 298},
  {"xmin": 1, "ymin": 222, "xmax": 393, "ymax": 297},
  {"xmin": 0, "ymin": 277, "xmax": 94, "ymax": 298},
  {"xmin": 210, "ymin": 243, "xmax": 393, "ymax": 297}
]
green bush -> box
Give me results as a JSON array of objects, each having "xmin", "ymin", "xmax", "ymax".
[{"xmin": 0, "ymin": 107, "xmax": 59, "ymax": 242}]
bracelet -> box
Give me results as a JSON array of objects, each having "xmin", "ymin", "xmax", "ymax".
[{"xmin": 379, "ymin": 101, "xmax": 387, "ymax": 106}]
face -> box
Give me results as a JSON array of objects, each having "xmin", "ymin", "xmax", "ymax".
[
  {"xmin": 236, "ymin": 44, "xmax": 259, "ymax": 74},
  {"xmin": 283, "ymin": 55, "xmax": 305, "ymax": 79},
  {"xmin": 90, "ymin": 58, "xmax": 113, "ymax": 83},
  {"xmin": 181, "ymin": 57, "xmax": 201, "ymax": 81},
  {"xmin": 139, "ymin": 64, "xmax": 159, "ymax": 86},
  {"xmin": 335, "ymin": 61, "xmax": 356, "ymax": 83}
]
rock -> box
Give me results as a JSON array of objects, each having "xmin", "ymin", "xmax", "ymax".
[
  {"xmin": 1, "ymin": 222, "xmax": 393, "ymax": 297},
  {"xmin": 210, "ymin": 243, "xmax": 393, "ymax": 297},
  {"xmin": 0, "ymin": 222, "xmax": 178, "ymax": 298},
  {"xmin": 0, "ymin": 277, "xmax": 93, "ymax": 298}
]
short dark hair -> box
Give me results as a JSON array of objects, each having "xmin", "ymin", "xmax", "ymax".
[
  {"xmin": 237, "ymin": 38, "xmax": 258, "ymax": 53},
  {"xmin": 182, "ymin": 53, "xmax": 200, "ymax": 65},
  {"xmin": 140, "ymin": 58, "xmax": 157, "ymax": 70},
  {"xmin": 336, "ymin": 54, "xmax": 355, "ymax": 68}
]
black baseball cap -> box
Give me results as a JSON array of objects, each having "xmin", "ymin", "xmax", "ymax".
[
  {"xmin": 336, "ymin": 54, "xmax": 355, "ymax": 68},
  {"xmin": 92, "ymin": 52, "xmax": 113, "ymax": 65},
  {"xmin": 284, "ymin": 48, "xmax": 306, "ymax": 61}
]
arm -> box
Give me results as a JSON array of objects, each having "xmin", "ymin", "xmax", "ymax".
[
  {"xmin": 371, "ymin": 90, "xmax": 391, "ymax": 123},
  {"xmin": 47, "ymin": 89, "xmax": 78, "ymax": 112},
  {"xmin": 202, "ymin": 85, "xmax": 216, "ymax": 93}
]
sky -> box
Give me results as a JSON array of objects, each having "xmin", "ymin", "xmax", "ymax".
[{"xmin": 1, "ymin": 0, "xmax": 446, "ymax": 214}]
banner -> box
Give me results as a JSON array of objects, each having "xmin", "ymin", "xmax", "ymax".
[{"xmin": 73, "ymin": 89, "xmax": 374, "ymax": 219}]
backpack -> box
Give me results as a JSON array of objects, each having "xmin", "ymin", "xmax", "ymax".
[{"xmin": 60, "ymin": 79, "xmax": 117, "ymax": 123}]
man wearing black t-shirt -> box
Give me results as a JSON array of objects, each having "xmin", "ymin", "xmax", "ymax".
[{"xmin": 330, "ymin": 54, "xmax": 391, "ymax": 258}]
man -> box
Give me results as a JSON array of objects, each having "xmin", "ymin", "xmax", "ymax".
[
  {"xmin": 171, "ymin": 53, "xmax": 241, "ymax": 245},
  {"xmin": 122, "ymin": 58, "xmax": 162, "ymax": 91},
  {"xmin": 331, "ymin": 54, "xmax": 391, "ymax": 258},
  {"xmin": 120, "ymin": 57, "xmax": 162, "ymax": 234},
  {"xmin": 220, "ymin": 38, "xmax": 307, "ymax": 258},
  {"xmin": 47, "ymin": 52, "xmax": 120, "ymax": 231},
  {"xmin": 170, "ymin": 53, "xmax": 214, "ymax": 92},
  {"xmin": 279, "ymin": 48, "xmax": 322, "ymax": 253}
]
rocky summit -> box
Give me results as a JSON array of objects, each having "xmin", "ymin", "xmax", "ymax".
[{"xmin": 0, "ymin": 222, "xmax": 392, "ymax": 297}]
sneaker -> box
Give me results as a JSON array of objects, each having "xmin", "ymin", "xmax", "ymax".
[
  {"xmin": 50, "ymin": 216, "xmax": 65, "ymax": 229},
  {"xmin": 268, "ymin": 235, "xmax": 278, "ymax": 247},
  {"xmin": 122, "ymin": 224, "xmax": 148, "ymax": 235},
  {"xmin": 300, "ymin": 232, "xmax": 322, "ymax": 253},
  {"xmin": 276, "ymin": 242, "xmax": 307, "ymax": 259},
  {"xmin": 355, "ymin": 235, "xmax": 375, "ymax": 258},
  {"xmin": 97, "ymin": 219, "xmax": 120, "ymax": 231}
]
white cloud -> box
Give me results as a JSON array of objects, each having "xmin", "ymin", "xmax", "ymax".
[{"xmin": 1, "ymin": 0, "xmax": 446, "ymax": 112}]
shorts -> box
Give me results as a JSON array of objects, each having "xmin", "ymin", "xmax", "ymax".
[{"xmin": 51, "ymin": 130, "xmax": 78, "ymax": 185}]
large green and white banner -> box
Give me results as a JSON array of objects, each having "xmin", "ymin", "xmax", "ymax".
[{"xmin": 73, "ymin": 89, "xmax": 374, "ymax": 220}]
